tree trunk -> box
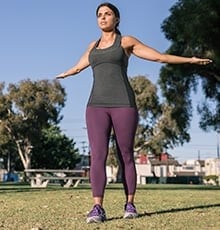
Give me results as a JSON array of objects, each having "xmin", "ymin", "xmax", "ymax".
[{"xmin": 15, "ymin": 140, "xmax": 32, "ymax": 181}]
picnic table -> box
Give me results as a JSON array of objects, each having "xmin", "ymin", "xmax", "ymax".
[{"xmin": 25, "ymin": 169, "xmax": 89, "ymax": 188}]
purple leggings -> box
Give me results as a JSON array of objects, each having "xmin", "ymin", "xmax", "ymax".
[{"xmin": 86, "ymin": 106, "xmax": 138, "ymax": 197}]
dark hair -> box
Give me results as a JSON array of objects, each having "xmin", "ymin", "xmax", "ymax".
[{"xmin": 96, "ymin": 2, "xmax": 121, "ymax": 35}]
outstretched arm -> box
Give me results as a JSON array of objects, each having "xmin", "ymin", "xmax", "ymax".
[
  {"xmin": 124, "ymin": 36, "xmax": 212, "ymax": 65},
  {"xmin": 56, "ymin": 41, "xmax": 96, "ymax": 79}
]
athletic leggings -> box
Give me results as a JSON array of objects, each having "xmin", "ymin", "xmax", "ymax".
[{"xmin": 86, "ymin": 106, "xmax": 138, "ymax": 197}]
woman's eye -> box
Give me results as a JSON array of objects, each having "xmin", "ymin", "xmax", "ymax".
[{"xmin": 97, "ymin": 11, "xmax": 113, "ymax": 18}]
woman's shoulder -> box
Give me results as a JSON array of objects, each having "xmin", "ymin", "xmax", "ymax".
[
  {"xmin": 121, "ymin": 35, "xmax": 140, "ymax": 48},
  {"xmin": 89, "ymin": 40, "xmax": 98, "ymax": 47},
  {"xmin": 86, "ymin": 40, "xmax": 98, "ymax": 51},
  {"xmin": 121, "ymin": 35, "xmax": 139, "ymax": 42}
]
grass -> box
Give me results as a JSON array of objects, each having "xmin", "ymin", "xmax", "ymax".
[{"xmin": 0, "ymin": 183, "xmax": 220, "ymax": 230}]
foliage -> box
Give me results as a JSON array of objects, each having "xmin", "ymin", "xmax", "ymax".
[
  {"xmin": 106, "ymin": 132, "xmax": 119, "ymax": 167},
  {"xmin": 0, "ymin": 140, "xmax": 20, "ymax": 170},
  {"xmin": 0, "ymin": 79, "xmax": 67, "ymax": 169},
  {"xmin": 204, "ymin": 175, "xmax": 219, "ymax": 184},
  {"xmin": 31, "ymin": 125, "xmax": 80, "ymax": 169},
  {"xmin": 159, "ymin": 0, "xmax": 220, "ymax": 132},
  {"xmin": 130, "ymin": 76, "xmax": 187, "ymax": 153}
]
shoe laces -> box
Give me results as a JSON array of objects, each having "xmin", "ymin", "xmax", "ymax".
[
  {"xmin": 89, "ymin": 204, "xmax": 104, "ymax": 216},
  {"xmin": 125, "ymin": 203, "xmax": 136, "ymax": 213}
]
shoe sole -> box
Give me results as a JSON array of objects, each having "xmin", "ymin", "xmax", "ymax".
[
  {"xmin": 124, "ymin": 212, "xmax": 138, "ymax": 219},
  {"xmin": 86, "ymin": 216, "xmax": 106, "ymax": 224}
]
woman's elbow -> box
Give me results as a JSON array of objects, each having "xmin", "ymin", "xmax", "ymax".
[{"xmin": 156, "ymin": 54, "xmax": 167, "ymax": 63}]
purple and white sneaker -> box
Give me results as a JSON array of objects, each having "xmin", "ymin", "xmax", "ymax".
[
  {"xmin": 86, "ymin": 204, "xmax": 106, "ymax": 223},
  {"xmin": 124, "ymin": 202, "xmax": 138, "ymax": 219}
]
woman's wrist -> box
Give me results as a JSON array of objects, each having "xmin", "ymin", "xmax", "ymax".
[
  {"xmin": 62, "ymin": 72, "xmax": 69, "ymax": 78},
  {"xmin": 190, "ymin": 57, "xmax": 195, "ymax": 64}
]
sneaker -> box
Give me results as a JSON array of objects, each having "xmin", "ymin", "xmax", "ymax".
[
  {"xmin": 123, "ymin": 202, "xmax": 138, "ymax": 219},
  {"xmin": 86, "ymin": 204, "xmax": 106, "ymax": 223}
]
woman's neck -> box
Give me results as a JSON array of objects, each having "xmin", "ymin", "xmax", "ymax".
[
  {"xmin": 98, "ymin": 32, "xmax": 116, "ymax": 49},
  {"xmin": 101, "ymin": 31, "xmax": 116, "ymax": 41}
]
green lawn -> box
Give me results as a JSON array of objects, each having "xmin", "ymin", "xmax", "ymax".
[{"xmin": 0, "ymin": 183, "xmax": 220, "ymax": 230}]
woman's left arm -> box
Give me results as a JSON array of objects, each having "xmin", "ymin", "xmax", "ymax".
[{"xmin": 124, "ymin": 36, "xmax": 212, "ymax": 65}]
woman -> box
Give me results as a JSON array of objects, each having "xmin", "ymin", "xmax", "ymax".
[{"xmin": 56, "ymin": 2, "xmax": 212, "ymax": 223}]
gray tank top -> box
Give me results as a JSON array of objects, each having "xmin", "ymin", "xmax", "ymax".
[{"xmin": 87, "ymin": 34, "xmax": 136, "ymax": 107}]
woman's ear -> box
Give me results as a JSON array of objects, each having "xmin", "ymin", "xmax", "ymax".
[{"xmin": 116, "ymin": 18, "xmax": 120, "ymax": 23}]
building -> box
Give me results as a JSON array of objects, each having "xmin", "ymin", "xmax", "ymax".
[
  {"xmin": 134, "ymin": 152, "xmax": 220, "ymax": 185},
  {"xmin": 135, "ymin": 152, "xmax": 181, "ymax": 184},
  {"xmin": 204, "ymin": 158, "xmax": 220, "ymax": 176}
]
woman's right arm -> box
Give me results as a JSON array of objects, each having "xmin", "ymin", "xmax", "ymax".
[{"xmin": 56, "ymin": 41, "xmax": 96, "ymax": 79}]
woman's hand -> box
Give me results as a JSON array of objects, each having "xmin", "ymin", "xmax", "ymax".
[
  {"xmin": 190, "ymin": 57, "xmax": 213, "ymax": 65},
  {"xmin": 55, "ymin": 72, "xmax": 67, "ymax": 79}
]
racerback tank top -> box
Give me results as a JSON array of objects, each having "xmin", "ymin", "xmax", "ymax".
[{"xmin": 88, "ymin": 34, "xmax": 136, "ymax": 107}]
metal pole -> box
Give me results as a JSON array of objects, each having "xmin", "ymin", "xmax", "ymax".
[{"xmin": 217, "ymin": 130, "xmax": 220, "ymax": 159}]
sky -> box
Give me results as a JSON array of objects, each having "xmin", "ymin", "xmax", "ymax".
[{"xmin": 0, "ymin": 0, "xmax": 218, "ymax": 163}]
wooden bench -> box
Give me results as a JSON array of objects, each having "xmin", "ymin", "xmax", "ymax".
[{"xmin": 25, "ymin": 169, "xmax": 89, "ymax": 188}]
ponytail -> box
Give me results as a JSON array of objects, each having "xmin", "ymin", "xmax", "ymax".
[{"xmin": 115, "ymin": 27, "xmax": 121, "ymax": 35}]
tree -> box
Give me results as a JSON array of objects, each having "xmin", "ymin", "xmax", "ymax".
[
  {"xmin": 0, "ymin": 79, "xmax": 66, "ymax": 170},
  {"xmin": 130, "ymin": 76, "xmax": 187, "ymax": 153},
  {"xmin": 106, "ymin": 131, "xmax": 118, "ymax": 168},
  {"xmin": 31, "ymin": 126, "xmax": 80, "ymax": 169},
  {"xmin": 159, "ymin": 0, "xmax": 220, "ymax": 132}
]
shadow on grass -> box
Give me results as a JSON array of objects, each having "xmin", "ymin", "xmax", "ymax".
[
  {"xmin": 107, "ymin": 184, "xmax": 220, "ymax": 191},
  {"xmin": 107, "ymin": 203, "xmax": 220, "ymax": 221},
  {"xmin": 0, "ymin": 182, "xmax": 91, "ymax": 193},
  {"xmin": 1, "ymin": 183, "xmax": 220, "ymax": 194}
]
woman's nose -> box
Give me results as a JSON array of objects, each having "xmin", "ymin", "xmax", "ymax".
[{"xmin": 100, "ymin": 14, "xmax": 105, "ymax": 20}]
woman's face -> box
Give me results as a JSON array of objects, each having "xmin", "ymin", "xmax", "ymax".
[{"xmin": 97, "ymin": 6, "xmax": 118, "ymax": 32}]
